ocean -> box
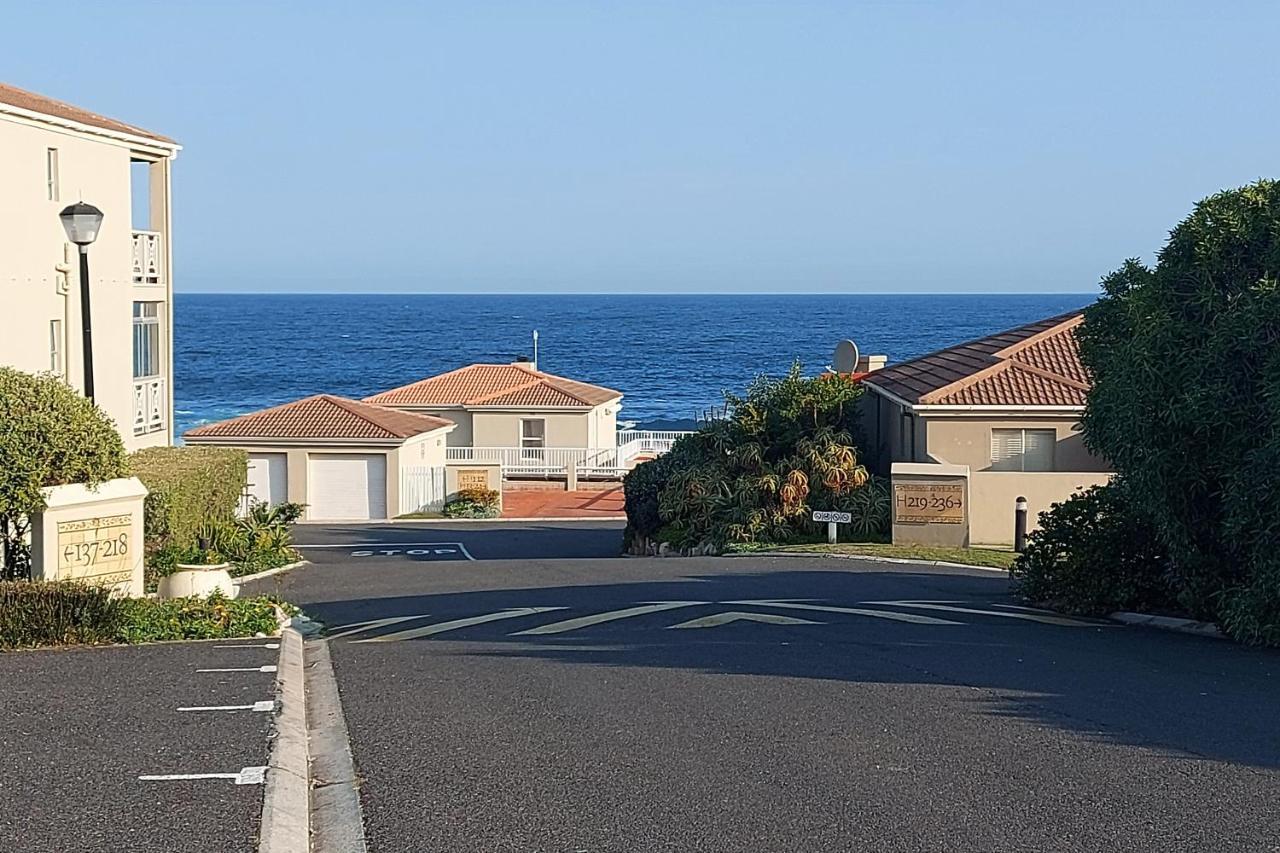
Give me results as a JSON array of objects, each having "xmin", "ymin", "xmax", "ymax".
[{"xmin": 174, "ymin": 293, "xmax": 1092, "ymax": 436}]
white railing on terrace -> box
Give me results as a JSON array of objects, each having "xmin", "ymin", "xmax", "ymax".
[
  {"xmin": 133, "ymin": 377, "xmax": 165, "ymax": 436},
  {"xmin": 445, "ymin": 431, "xmax": 696, "ymax": 478},
  {"xmin": 131, "ymin": 230, "xmax": 164, "ymax": 285}
]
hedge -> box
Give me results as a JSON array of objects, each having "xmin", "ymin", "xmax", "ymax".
[
  {"xmin": 0, "ymin": 580, "xmax": 285, "ymax": 650},
  {"xmin": 129, "ymin": 446, "xmax": 247, "ymax": 555}
]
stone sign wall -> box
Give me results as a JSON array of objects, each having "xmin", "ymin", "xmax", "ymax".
[
  {"xmin": 890, "ymin": 462, "xmax": 970, "ymax": 548},
  {"xmin": 29, "ymin": 477, "xmax": 148, "ymax": 597}
]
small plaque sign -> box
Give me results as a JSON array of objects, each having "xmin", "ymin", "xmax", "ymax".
[
  {"xmin": 812, "ymin": 510, "xmax": 852, "ymax": 524},
  {"xmin": 458, "ymin": 468, "xmax": 490, "ymax": 491},
  {"xmin": 56, "ymin": 514, "xmax": 133, "ymax": 584},
  {"xmin": 894, "ymin": 483, "xmax": 965, "ymax": 524}
]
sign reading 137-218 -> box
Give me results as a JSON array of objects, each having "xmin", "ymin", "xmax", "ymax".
[{"xmin": 56, "ymin": 514, "xmax": 132, "ymax": 584}]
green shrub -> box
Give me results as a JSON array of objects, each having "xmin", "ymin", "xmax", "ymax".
[
  {"xmin": 0, "ymin": 368, "xmax": 128, "ymax": 580},
  {"xmin": 0, "ymin": 581, "xmax": 123, "ymax": 649},
  {"xmin": 1011, "ymin": 481, "xmax": 1175, "ymax": 616},
  {"xmin": 1077, "ymin": 179, "xmax": 1280, "ymax": 638},
  {"xmin": 443, "ymin": 488, "xmax": 501, "ymax": 519},
  {"xmin": 130, "ymin": 446, "xmax": 247, "ymax": 557},
  {"xmin": 0, "ymin": 580, "xmax": 288, "ymax": 648},
  {"xmin": 624, "ymin": 363, "xmax": 878, "ymax": 550},
  {"xmin": 146, "ymin": 500, "xmax": 301, "ymax": 587},
  {"xmin": 114, "ymin": 593, "xmax": 281, "ymax": 644}
]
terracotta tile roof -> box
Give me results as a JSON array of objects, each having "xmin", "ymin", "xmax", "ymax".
[
  {"xmin": 364, "ymin": 364, "xmax": 622, "ymax": 408},
  {"xmin": 862, "ymin": 311, "xmax": 1089, "ymax": 407},
  {"xmin": 0, "ymin": 82, "xmax": 176, "ymax": 145},
  {"xmin": 183, "ymin": 395, "xmax": 454, "ymax": 441}
]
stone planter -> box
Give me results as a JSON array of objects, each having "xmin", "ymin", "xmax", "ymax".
[{"xmin": 157, "ymin": 562, "xmax": 238, "ymax": 600}]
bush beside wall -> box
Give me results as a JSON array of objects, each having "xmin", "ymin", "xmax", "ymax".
[
  {"xmin": 0, "ymin": 580, "xmax": 286, "ymax": 650},
  {"xmin": 129, "ymin": 446, "xmax": 247, "ymax": 555}
]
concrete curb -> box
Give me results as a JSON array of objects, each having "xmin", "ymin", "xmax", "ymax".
[
  {"xmin": 721, "ymin": 549, "xmax": 1011, "ymax": 574},
  {"xmin": 259, "ymin": 624, "xmax": 310, "ymax": 853},
  {"xmin": 1108, "ymin": 611, "xmax": 1225, "ymax": 639},
  {"xmin": 305, "ymin": 637, "xmax": 368, "ymax": 853},
  {"xmin": 234, "ymin": 559, "xmax": 310, "ymax": 587}
]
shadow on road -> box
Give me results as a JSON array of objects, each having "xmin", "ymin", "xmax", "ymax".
[{"xmin": 309, "ymin": 569, "xmax": 1280, "ymax": 771}]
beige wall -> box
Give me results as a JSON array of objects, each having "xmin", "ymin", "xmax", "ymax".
[
  {"xmin": 399, "ymin": 407, "xmax": 472, "ymax": 446},
  {"xmin": 0, "ymin": 115, "xmax": 175, "ymax": 452},
  {"xmin": 445, "ymin": 462, "xmax": 502, "ymax": 500},
  {"xmin": 472, "ymin": 410, "xmax": 591, "ymax": 447},
  {"xmin": 969, "ymin": 470, "xmax": 1113, "ymax": 545},
  {"xmin": 924, "ymin": 416, "xmax": 1108, "ymax": 472},
  {"xmin": 29, "ymin": 477, "xmax": 148, "ymax": 597},
  {"xmin": 889, "ymin": 462, "xmax": 971, "ymax": 548}
]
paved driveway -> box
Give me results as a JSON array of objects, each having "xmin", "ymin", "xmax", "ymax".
[{"xmin": 255, "ymin": 527, "xmax": 1280, "ymax": 852}]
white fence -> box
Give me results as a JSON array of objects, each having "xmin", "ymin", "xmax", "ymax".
[
  {"xmin": 444, "ymin": 431, "xmax": 697, "ymax": 479},
  {"xmin": 401, "ymin": 465, "xmax": 447, "ymax": 513}
]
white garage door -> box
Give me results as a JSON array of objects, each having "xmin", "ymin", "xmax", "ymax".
[
  {"xmin": 307, "ymin": 454, "xmax": 387, "ymax": 520},
  {"xmin": 246, "ymin": 453, "xmax": 287, "ymax": 507}
]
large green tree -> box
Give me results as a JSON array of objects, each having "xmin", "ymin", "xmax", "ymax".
[
  {"xmin": 0, "ymin": 368, "xmax": 128, "ymax": 579},
  {"xmin": 1078, "ymin": 179, "xmax": 1280, "ymax": 639}
]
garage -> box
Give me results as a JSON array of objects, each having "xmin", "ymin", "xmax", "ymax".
[
  {"xmin": 247, "ymin": 453, "xmax": 287, "ymax": 506},
  {"xmin": 308, "ymin": 453, "xmax": 388, "ymax": 521},
  {"xmin": 182, "ymin": 394, "xmax": 455, "ymax": 522}
]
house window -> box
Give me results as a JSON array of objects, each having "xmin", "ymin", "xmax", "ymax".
[
  {"xmin": 46, "ymin": 148, "xmax": 59, "ymax": 201},
  {"xmin": 990, "ymin": 428, "xmax": 1056, "ymax": 472},
  {"xmin": 132, "ymin": 302, "xmax": 163, "ymax": 379},
  {"xmin": 49, "ymin": 319, "xmax": 63, "ymax": 376},
  {"xmin": 520, "ymin": 418, "xmax": 546, "ymax": 459}
]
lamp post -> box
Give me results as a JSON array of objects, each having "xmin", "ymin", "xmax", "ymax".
[{"xmin": 58, "ymin": 202, "xmax": 105, "ymax": 403}]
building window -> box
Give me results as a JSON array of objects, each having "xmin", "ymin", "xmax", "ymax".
[
  {"xmin": 132, "ymin": 301, "xmax": 163, "ymax": 379},
  {"xmin": 49, "ymin": 319, "xmax": 63, "ymax": 376},
  {"xmin": 990, "ymin": 428, "xmax": 1056, "ymax": 472},
  {"xmin": 46, "ymin": 148, "xmax": 59, "ymax": 201},
  {"xmin": 520, "ymin": 418, "xmax": 546, "ymax": 459}
]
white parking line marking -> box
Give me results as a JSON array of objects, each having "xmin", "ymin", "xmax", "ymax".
[
  {"xmin": 513, "ymin": 602, "xmax": 709, "ymax": 635},
  {"xmin": 352, "ymin": 607, "xmax": 569, "ymax": 643},
  {"xmin": 196, "ymin": 665, "xmax": 278, "ymax": 673},
  {"xmin": 176, "ymin": 700, "xmax": 275, "ymax": 713},
  {"xmin": 865, "ymin": 601, "xmax": 1109, "ymax": 627},
  {"xmin": 139, "ymin": 766, "xmax": 267, "ymax": 785},
  {"xmin": 216, "ymin": 643, "xmax": 280, "ymax": 649},
  {"xmin": 668, "ymin": 611, "xmax": 820, "ymax": 629},
  {"xmin": 326, "ymin": 615, "xmax": 429, "ymax": 640},
  {"xmin": 727, "ymin": 600, "xmax": 962, "ymax": 625}
]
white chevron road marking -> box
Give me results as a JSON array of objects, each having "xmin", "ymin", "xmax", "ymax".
[
  {"xmin": 326, "ymin": 615, "xmax": 431, "ymax": 640},
  {"xmin": 668, "ymin": 611, "xmax": 821, "ymax": 629},
  {"xmin": 352, "ymin": 607, "xmax": 570, "ymax": 643},
  {"xmin": 512, "ymin": 602, "xmax": 709, "ymax": 635},
  {"xmin": 865, "ymin": 601, "xmax": 1108, "ymax": 627},
  {"xmin": 727, "ymin": 600, "xmax": 962, "ymax": 625}
]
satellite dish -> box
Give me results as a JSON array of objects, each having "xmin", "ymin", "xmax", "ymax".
[{"xmin": 833, "ymin": 339, "xmax": 859, "ymax": 373}]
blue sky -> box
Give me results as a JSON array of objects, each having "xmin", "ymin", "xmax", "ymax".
[{"xmin": 9, "ymin": 2, "xmax": 1278, "ymax": 293}]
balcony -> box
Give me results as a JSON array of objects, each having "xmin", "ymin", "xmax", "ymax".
[
  {"xmin": 445, "ymin": 431, "xmax": 696, "ymax": 479},
  {"xmin": 131, "ymin": 230, "xmax": 164, "ymax": 285},
  {"xmin": 133, "ymin": 377, "xmax": 165, "ymax": 436}
]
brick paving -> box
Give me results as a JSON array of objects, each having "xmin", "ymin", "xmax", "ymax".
[{"xmin": 501, "ymin": 487, "xmax": 625, "ymax": 519}]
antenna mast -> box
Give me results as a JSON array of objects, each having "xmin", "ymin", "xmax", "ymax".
[{"xmin": 533, "ymin": 330, "xmax": 539, "ymax": 368}]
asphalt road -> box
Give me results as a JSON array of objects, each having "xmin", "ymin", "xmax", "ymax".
[
  {"xmin": 0, "ymin": 640, "xmax": 279, "ymax": 853},
  {"xmin": 261, "ymin": 523, "xmax": 1280, "ymax": 852}
]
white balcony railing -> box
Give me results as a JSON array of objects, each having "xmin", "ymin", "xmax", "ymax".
[
  {"xmin": 445, "ymin": 431, "xmax": 696, "ymax": 479},
  {"xmin": 133, "ymin": 377, "xmax": 165, "ymax": 436},
  {"xmin": 131, "ymin": 230, "xmax": 164, "ymax": 285}
]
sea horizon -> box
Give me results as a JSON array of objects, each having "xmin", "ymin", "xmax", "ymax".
[{"xmin": 174, "ymin": 292, "xmax": 1094, "ymax": 437}]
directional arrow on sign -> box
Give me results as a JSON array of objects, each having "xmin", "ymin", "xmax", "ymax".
[{"xmin": 666, "ymin": 611, "xmax": 821, "ymax": 629}]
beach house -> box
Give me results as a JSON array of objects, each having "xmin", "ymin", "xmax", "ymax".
[
  {"xmin": 853, "ymin": 310, "xmax": 1112, "ymax": 545},
  {"xmin": 0, "ymin": 81, "xmax": 180, "ymax": 449},
  {"xmin": 364, "ymin": 360, "xmax": 628, "ymax": 475}
]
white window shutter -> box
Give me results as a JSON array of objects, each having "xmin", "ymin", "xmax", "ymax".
[{"xmin": 990, "ymin": 429, "xmax": 1023, "ymax": 471}]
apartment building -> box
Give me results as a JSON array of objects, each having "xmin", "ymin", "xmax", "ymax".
[{"xmin": 0, "ymin": 82, "xmax": 180, "ymax": 449}]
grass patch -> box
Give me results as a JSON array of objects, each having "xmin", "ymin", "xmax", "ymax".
[{"xmin": 729, "ymin": 540, "xmax": 1016, "ymax": 569}]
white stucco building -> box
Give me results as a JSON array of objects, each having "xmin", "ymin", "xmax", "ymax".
[{"xmin": 0, "ymin": 81, "xmax": 180, "ymax": 449}]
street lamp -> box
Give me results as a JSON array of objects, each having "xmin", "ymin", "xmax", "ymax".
[{"xmin": 59, "ymin": 202, "xmax": 105, "ymax": 403}]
